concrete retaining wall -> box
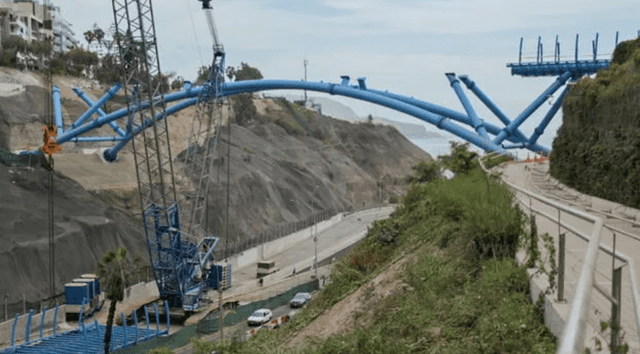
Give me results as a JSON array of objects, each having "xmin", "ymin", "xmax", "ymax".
[
  {"xmin": 124, "ymin": 281, "xmax": 159, "ymax": 302},
  {"xmin": 224, "ymin": 213, "xmax": 344, "ymax": 271},
  {"xmin": 0, "ymin": 305, "xmax": 66, "ymax": 348},
  {"xmin": 516, "ymin": 251, "xmax": 603, "ymax": 350}
]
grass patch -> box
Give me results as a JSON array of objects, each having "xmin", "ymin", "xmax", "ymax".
[{"xmin": 203, "ymin": 153, "xmax": 556, "ymax": 353}]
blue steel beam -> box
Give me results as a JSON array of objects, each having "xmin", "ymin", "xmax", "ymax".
[
  {"xmin": 527, "ymin": 84, "xmax": 570, "ymax": 148},
  {"xmin": 70, "ymin": 84, "xmax": 121, "ymax": 129},
  {"xmin": 51, "ymin": 78, "xmax": 565, "ymax": 160},
  {"xmin": 494, "ymin": 71, "xmax": 572, "ymax": 145},
  {"xmin": 103, "ymin": 83, "xmax": 510, "ymax": 161},
  {"xmin": 73, "ymin": 87, "xmax": 126, "ymax": 137},
  {"xmin": 360, "ymin": 88, "xmax": 549, "ymax": 152},
  {"xmin": 223, "ymin": 80, "xmax": 507, "ymax": 154},
  {"xmin": 507, "ymin": 60, "xmax": 609, "ymax": 77},
  {"xmin": 103, "ymin": 97, "xmax": 198, "ymax": 161},
  {"xmin": 445, "ymin": 73, "xmax": 490, "ymax": 140},
  {"xmin": 458, "ymin": 75, "xmax": 529, "ymax": 142},
  {"xmin": 52, "ymin": 86, "xmax": 63, "ymax": 134}
]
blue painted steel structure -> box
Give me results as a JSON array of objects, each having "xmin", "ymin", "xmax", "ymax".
[
  {"xmin": 0, "ymin": 302, "xmax": 170, "ymax": 353},
  {"xmin": 37, "ymin": 32, "xmax": 622, "ymax": 160},
  {"xmin": 25, "ymin": 26, "xmax": 625, "ymax": 351}
]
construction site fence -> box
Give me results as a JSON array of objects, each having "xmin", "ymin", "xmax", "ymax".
[
  {"xmin": 0, "ymin": 304, "xmax": 65, "ymax": 349},
  {"xmin": 113, "ymin": 280, "xmax": 318, "ymax": 353}
]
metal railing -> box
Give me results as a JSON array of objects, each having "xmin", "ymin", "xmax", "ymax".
[{"xmin": 479, "ymin": 156, "xmax": 640, "ymax": 353}]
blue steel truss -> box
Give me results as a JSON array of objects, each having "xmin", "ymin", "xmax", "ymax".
[
  {"xmin": 35, "ymin": 31, "xmax": 629, "ymax": 161},
  {"xmin": 33, "ymin": 32, "xmax": 627, "ymax": 160}
]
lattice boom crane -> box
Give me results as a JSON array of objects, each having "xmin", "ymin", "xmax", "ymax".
[{"xmin": 110, "ymin": 0, "xmax": 230, "ymax": 312}]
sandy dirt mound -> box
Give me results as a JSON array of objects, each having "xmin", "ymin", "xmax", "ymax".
[{"xmin": 288, "ymin": 254, "xmax": 415, "ymax": 347}]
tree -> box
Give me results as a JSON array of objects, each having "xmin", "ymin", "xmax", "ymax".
[
  {"xmin": 226, "ymin": 62, "xmax": 263, "ymax": 82},
  {"xmin": 407, "ymin": 160, "xmax": 440, "ymax": 184},
  {"xmin": 96, "ymin": 247, "xmax": 131, "ymax": 354},
  {"xmin": 439, "ymin": 142, "xmax": 478, "ymax": 174},
  {"xmin": 171, "ymin": 76, "xmax": 185, "ymax": 91},
  {"xmin": 83, "ymin": 29, "xmax": 95, "ymax": 48}
]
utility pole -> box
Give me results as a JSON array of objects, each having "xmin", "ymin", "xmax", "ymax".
[
  {"xmin": 303, "ymin": 58, "xmax": 308, "ymax": 105},
  {"xmin": 4, "ymin": 292, "xmax": 7, "ymax": 321}
]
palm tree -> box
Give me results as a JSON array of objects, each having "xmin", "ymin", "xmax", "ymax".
[{"xmin": 96, "ymin": 247, "xmax": 130, "ymax": 354}]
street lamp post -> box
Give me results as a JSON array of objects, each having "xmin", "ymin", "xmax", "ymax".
[
  {"xmin": 314, "ymin": 232, "xmax": 318, "ymax": 278},
  {"xmin": 4, "ymin": 292, "xmax": 7, "ymax": 322}
]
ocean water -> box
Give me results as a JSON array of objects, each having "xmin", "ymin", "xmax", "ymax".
[{"xmin": 409, "ymin": 138, "xmax": 467, "ymax": 158}]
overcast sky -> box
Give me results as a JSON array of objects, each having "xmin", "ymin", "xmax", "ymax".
[{"xmin": 62, "ymin": 0, "xmax": 639, "ymax": 152}]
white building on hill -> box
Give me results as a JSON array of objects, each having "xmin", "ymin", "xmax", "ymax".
[{"xmin": 0, "ymin": 0, "xmax": 76, "ymax": 53}]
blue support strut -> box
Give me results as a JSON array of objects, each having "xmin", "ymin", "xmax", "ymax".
[
  {"xmin": 458, "ymin": 75, "xmax": 529, "ymax": 142},
  {"xmin": 362, "ymin": 88, "xmax": 547, "ymax": 151},
  {"xmin": 527, "ymin": 84, "xmax": 571, "ymax": 148},
  {"xmin": 445, "ymin": 73, "xmax": 490, "ymax": 140},
  {"xmin": 71, "ymin": 84, "xmax": 122, "ymax": 129},
  {"xmin": 52, "ymin": 86, "xmax": 64, "ymax": 134},
  {"xmin": 73, "ymin": 87, "xmax": 126, "ymax": 137},
  {"xmin": 50, "ymin": 78, "xmax": 567, "ymax": 160},
  {"xmin": 494, "ymin": 71, "xmax": 572, "ymax": 145}
]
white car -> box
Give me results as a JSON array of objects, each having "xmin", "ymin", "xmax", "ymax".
[{"xmin": 247, "ymin": 308, "xmax": 273, "ymax": 326}]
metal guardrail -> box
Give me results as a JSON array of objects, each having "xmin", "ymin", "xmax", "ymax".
[{"xmin": 479, "ymin": 156, "xmax": 640, "ymax": 353}]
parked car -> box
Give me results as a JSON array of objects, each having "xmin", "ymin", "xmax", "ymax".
[
  {"xmin": 290, "ymin": 292, "xmax": 312, "ymax": 308},
  {"xmin": 247, "ymin": 308, "xmax": 273, "ymax": 326}
]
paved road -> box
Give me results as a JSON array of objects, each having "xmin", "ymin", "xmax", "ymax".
[
  {"xmin": 497, "ymin": 161, "xmax": 640, "ymax": 352},
  {"xmin": 171, "ymin": 207, "xmax": 394, "ymax": 353}
]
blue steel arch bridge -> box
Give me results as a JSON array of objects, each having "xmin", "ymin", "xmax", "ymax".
[
  {"xmin": 40, "ymin": 32, "xmax": 618, "ymax": 160},
  {"xmin": 8, "ymin": 0, "xmax": 631, "ymax": 352}
]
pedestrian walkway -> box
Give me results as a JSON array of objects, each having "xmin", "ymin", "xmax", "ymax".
[{"xmin": 496, "ymin": 161, "xmax": 640, "ymax": 353}]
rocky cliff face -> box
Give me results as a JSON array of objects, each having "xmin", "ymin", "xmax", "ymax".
[
  {"xmin": 551, "ymin": 38, "xmax": 640, "ymax": 207},
  {"xmin": 0, "ymin": 69, "xmax": 431, "ymax": 309}
]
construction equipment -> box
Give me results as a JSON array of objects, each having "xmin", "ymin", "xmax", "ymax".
[{"xmin": 109, "ymin": 0, "xmax": 230, "ymax": 313}]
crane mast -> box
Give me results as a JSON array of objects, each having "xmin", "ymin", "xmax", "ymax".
[
  {"xmin": 181, "ymin": 0, "xmax": 228, "ymax": 244},
  {"xmin": 111, "ymin": 0, "xmax": 229, "ymax": 311}
]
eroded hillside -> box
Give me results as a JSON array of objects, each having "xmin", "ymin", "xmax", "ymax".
[{"xmin": 0, "ymin": 67, "xmax": 430, "ymax": 309}]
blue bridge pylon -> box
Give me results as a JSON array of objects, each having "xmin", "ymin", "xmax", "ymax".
[{"xmin": 35, "ymin": 32, "xmax": 625, "ymax": 159}]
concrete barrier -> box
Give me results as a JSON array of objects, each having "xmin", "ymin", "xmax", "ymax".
[
  {"xmin": 224, "ymin": 213, "xmax": 345, "ymax": 272},
  {"xmin": 262, "ymin": 213, "xmax": 344, "ymax": 260},
  {"xmin": 124, "ymin": 281, "xmax": 159, "ymax": 302}
]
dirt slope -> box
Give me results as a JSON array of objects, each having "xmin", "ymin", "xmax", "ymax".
[{"xmin": 0, "ymin": 68, "xmax": 431, "ymax": 311}]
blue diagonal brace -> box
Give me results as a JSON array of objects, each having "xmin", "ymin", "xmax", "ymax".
[
  {"xmin": 52, "ymin": 86, "xmax": 64, "ymax": 135},
  {"xmin": 494, "ymin": 71, "xmax": 572, "ymax": 145},
  {"xmin": 458, "ymin": 75, "xmax": 529, "ymax": 142},
  {"xmin": 527, "ymin": 84, "xmax": 571, "ymax": 148},
  {"xmin": 445, "ymin": 73, "xmax": 490, "ymax": 141},
  {"xmin": 73, "ymin": 87, "xmax": 127, "ymax": 137},
  {"xmin": 71, "ymin": 84, "xmax": 122, "ymax": 130}
]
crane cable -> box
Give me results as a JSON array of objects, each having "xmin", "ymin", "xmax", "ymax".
[
  {"xmin": 185, "ymin": 0, "xmax": 205, "ymax": 74},
  {"xmin": 43, "ymin": 0, "xmax": 56, "ymax": 303}
]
